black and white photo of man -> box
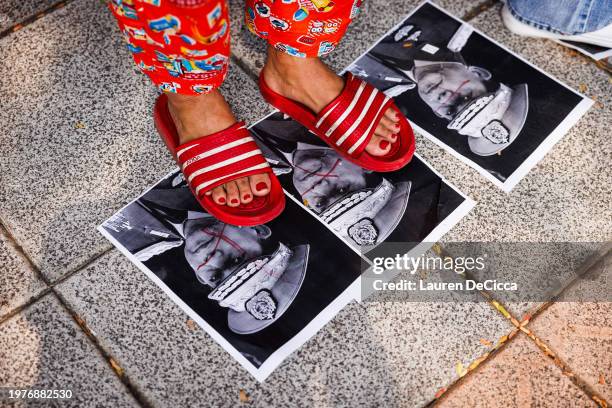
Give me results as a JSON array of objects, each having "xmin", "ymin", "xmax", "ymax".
[
  {"xmin": 251, "ymin": 112, "xmax": 467, "ymax": 253},
  {"xmin": 251, "ymin": 113, "xmax": 410, "ymax": 248},
  {"xmin": 103, "ymin": 172, "xmax": 309, "ymax": 335},
  {"xmin": 101, "ymin": 171, "xmax": 362, "ymax": 368},
  {"xmin": 348, "ymin": 2, "xmax": 590, "ymax": 190}
]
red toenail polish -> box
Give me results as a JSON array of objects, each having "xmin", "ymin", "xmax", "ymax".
[
  {"xmin": 256, "ymin": 182, "xmax": 268, "ymax": 191},
  {"xmin": 379, "ymin": 140, "xmax": 389, "ymax": 149},
  {"xmin": 244, "ymin": 194, "xmax": 251, "ymax": 200},
  {"xmin": 218, "ymin": 197, "xmax": 226, "ymax": 204},
  {"xmin": 231, "ymin": 198, "xmax": 239, "ymax": 204}
]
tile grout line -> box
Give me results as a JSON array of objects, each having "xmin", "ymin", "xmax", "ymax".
[
  {"xmin": 459, "ymin": 0, "xmax": 500, "ymax": 21},
  {"xmin": 0, "ymin": 219, "xmax": 152, "ymax": 408},
  {"xmin": 487, "ymin": 298, "xmax": 608, "ymax": 408},
  {"xmin": 0, "ymin": 0, "xmax": 75, "ymax": 39},
  {"xmin": 229, "ymin": 2, "xmax": 554, "ymax": 405},
  {"xmin": 518, "ymin": 315, "xmax": 609, "ymax": 408},
  {"xmin": 424, "ymin": 242, "xmax": 523, "ymax": 405},
  {"xmin": 448, "ymin": 4, "xmax": 610, "ymax": 403},
  {"xmin": 511, "ymin": 247, "xmax": 609, "ymax": 407},
  {"xmin": 0, "ymin": 214, "xmax": 113, "ymax": 317},
  {"xmin": 0, "ymin": 244, "xmax": 112, "ymax": 322},
  {"xmin": 515, "ymin": 248, "xmax": 611, "ymax": 408},
  {"xmin": 0, "ymin": 245, "xmax": 111, "ymax": 324},
  {"xmin": 50, "ymin": 289, "xmax": 155, "ymax": 408},
  {"xmin": 427, "ymin": 244, "xmax": 610, "ymax": 407},
  {"xmin": 520, "ymin": 244, "xmax": 611, "ymax": 324},
  {"xmin": 425, "ymin": 328, "xmax": 522, "ymax": 407},
  {"xmin": 229, "ymin": 54, "xmax": 260, "ymax": 84},
  {"xmin": 555, "ymin": 40, "xmax": 612, "ymax": 76},
  {"xmin": 0, "ymin": 287, "xmax": 55, "ymax": 325},
  {"xmin": 50, "ymin": 246, "xmax": 114, "ymax": 287}
]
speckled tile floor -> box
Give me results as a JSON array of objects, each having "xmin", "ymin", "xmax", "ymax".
[{"xmin": 0, "ymin": 0, "xmax": 610, "ymax": 407}]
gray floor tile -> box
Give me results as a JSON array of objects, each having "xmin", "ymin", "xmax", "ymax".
[
  {"xmin": 56, "ymin": 249, "xmax": 514, "ymax": 407},
  {"xmin": 0, "ymin": 0, "xmax": 270, "ymax": 282},
  {"xmin": 437, "ymin": 333, "xmax": 597, "ymax": 407},
  {"xmin": 0, "ymin": 227, "xmax": 47, "ymax": 320},
  {"xmin": 0, "ymin": 293, "xmax": 138, "ymax": 407},
  {"xmin": 0, "ymin": 0, "xmax": 58, "ymax": 33},
  {"xmin": 230, "ymin": 0, "xmax": 490, "ymax": 75},
  {"xmin": 528, "ymin": 252, "xmax": 612, "ymax": 402}
]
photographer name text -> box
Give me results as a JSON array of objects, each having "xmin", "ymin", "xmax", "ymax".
[{"xmin": 372, "ymin": 279, "xmax": 517, "ymax": 291}]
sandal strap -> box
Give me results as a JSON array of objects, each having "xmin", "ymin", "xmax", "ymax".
[
  {"xmin": 314, "ymin": 73, "xmax": 393, "ymax": 158},
  {"xmin": 176, "ymin": 122, "xmax": 270, "ymax": 198}
]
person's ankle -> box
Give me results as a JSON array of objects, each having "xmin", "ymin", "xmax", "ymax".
[
  {"xmin": 265, "ymin": 46, "xmax": 318, "ymax": 83},
  {"xmin": 166, "ymin": 90, "xmax": 236, "ymax": 144}
]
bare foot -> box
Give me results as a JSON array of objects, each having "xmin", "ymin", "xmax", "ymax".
[
  {"xmin": 166, "ymin": 90, "xmax": 271, "ymax": 206},
  {"xmin": 262, "ymin": 46, "xmax": 401, "ymax": 157}
]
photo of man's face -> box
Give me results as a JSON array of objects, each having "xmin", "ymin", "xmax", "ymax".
[
  {"xmin": 292, "ymin": 148, "xmax": 368, "ymax": 213},
  {"xmin": 415, "ymin": 61, "xmax": 487, "ymax": 119},
  {"xmin": 183, "ymin": 218, "xmax": 271, "ymax": 287}
]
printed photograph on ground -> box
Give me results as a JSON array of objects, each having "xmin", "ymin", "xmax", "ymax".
[
  {"xmin": 347, "ymin": 1, "xmax": 593, "ymax": 191},
  {"xmin": 99, "ymin": 170, "xmax": 363, "ymax": 381},
  {"xmin": 251, "ymin": 112, "xmax": 474, "ymax": 255}
]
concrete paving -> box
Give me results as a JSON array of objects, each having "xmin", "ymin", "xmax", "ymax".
[
  {"xmin": 0, "ymin": 294, "xmax": 138, "ymax": 407},
  {"xmin": 0, "ymin": 0, "xmax": 58, "ymax": 32},
  {"xmin": 0, "ymin": 227, "xmax": 46, "ymax": 320},
  {"xmin": 0, "ymin": 0, "xmax": 610, "ymax": 407}
]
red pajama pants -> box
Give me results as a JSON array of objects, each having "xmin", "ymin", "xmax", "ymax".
[{"xmin": 109, "ymin": 0, "xmax": 363, "ymax": 95}]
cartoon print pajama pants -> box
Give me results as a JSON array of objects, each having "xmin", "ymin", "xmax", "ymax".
[{"xmin": 108, "ymin": 0, "xmax": 363, "ymax": 95}]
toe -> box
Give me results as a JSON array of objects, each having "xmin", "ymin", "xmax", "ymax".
[
  {"xmin": 384, "ymin": 107, "xmax": 400, "ymax": 124},
  {"xmin": 211, "ymin": 186, "xmax": 227, "ymax": 205},
  {"xmin": 379, "ymin": 116, "xmax": 400, "ymax": 140},
  {"xmin": 236, "ymin": 177, "xmax": 253, "ymax": 203},
  {"xmin": 374, "ymin": 122, "xmax": 396, "ymax": 142},
  {"xmin": 224, "ymin": 181, "xmax": 241, "ymax": 207},
  {"xmin": 249, "ymin": 173, "xmax": 271, "ymax": 197},
  {"xmin": 365, "ymin": 134, "xmax": 392, "ymax": 157}
]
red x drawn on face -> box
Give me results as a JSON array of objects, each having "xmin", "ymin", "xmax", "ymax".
[
  {"xmin": 296, "ymin": 158, "xmax": 341, "ymax": 197},
  {"xmin": 435, "ymin": 79, "xmax": 470, "ymax": 115},
  {"xmin": 196, "ymin": 224, "xmax": 246, "ymax": 271}
]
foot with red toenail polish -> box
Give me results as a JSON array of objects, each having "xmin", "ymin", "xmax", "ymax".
[
  {"xmin": 166, "ymin": 90, "xmax": 272, "ymax": 207},
  {"xmin": 262, "ymin": 46, "xmax": 401, "ymax": 157}
]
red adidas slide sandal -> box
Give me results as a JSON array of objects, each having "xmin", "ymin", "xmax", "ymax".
[
  {"xmin": 259, "ymin": 71, "xmax": 415, "ymax": 172},
  {"xmin": 153, "ymin": 94, "xmax": 285, "ymax": 227}
]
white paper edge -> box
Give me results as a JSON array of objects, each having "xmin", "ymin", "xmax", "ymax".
[
  {"xmin": 348, "ymin": 1, "xmax": 593, "ymax": 193},
  {"xmin": 98, "ymin": 204, "xmax": 360, "ymax": 383},
  {"xmin": 555, "ymin": 39, "xmax": 612, "ymax": 60}
]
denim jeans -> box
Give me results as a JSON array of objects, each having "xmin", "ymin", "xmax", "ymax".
[{"xmin": 506, "ymin": 0, "xmax": 611, "ymax": 34}]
